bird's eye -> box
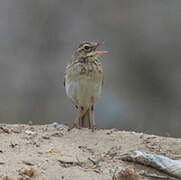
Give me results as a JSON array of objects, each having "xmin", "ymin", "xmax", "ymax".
[{"xmin": 84, "ymin": 45, "xmax": 91, "ymax": 51}]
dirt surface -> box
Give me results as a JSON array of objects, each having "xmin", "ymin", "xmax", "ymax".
[{"xmin": 0, "ymin": 124, "xmax": 181, "ymax": 180}]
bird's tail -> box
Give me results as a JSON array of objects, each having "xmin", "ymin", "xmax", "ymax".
[{"xmin": 79, "ymin": 108, "xmax": 90, "ymax": 128}]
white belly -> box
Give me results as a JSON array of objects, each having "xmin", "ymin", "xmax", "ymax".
[{"xmin": 65, "ymin": 78, "xmax": 102, "ymax": 108}]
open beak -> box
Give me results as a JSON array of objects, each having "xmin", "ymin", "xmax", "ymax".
[
  {"xmin": 95, "ymin": 51, "xmax": 108, "ymax": 55},
  {"xmin": 92, "ymin": 43, "xmax": 108, "ymax": 55}
]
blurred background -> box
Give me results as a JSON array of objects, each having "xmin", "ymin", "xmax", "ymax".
[{"xmin": 0, "ymin": 0, "xmax": 181, "ymax": 137}]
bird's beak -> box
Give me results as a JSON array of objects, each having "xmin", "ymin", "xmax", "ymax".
[
  {"xmin": 93, "ymin": 43, "xmax": 108, "ymax": 55},
  {"xmin": 95, "ymin": 51, "xmax": 108, "ymax": 55}
]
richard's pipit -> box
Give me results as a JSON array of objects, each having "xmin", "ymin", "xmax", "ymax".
[{"xmin": 64, "ymin": 41, "xmax": 108, "ymax": 131}]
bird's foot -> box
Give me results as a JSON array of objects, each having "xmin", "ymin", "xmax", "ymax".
[
  {"xmin": 92, "ymin": 125, "xmax": 96, "ymax": 132},
  {"xmin": 68, "ymin": 123, "xmax": 81, "ymax": 131}
]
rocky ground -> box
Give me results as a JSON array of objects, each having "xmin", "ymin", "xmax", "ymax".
[{"xmin": 0, "ymin": 124, "xmax": 181, "ymax": 180}]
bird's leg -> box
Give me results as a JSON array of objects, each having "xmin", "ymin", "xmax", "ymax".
[
  {"xmin": 68, "ymin": 107, "xmax": 85, "ymax": 131},
  {"xmin": 91, "ymin": 105, "xmax": 96, "ymax": 131}
]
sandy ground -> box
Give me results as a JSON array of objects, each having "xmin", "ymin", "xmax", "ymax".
[{"xmin": 0, "ymin": 124, "xmax": 181, "ymax": 180}]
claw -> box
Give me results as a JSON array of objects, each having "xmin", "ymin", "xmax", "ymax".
[
  {"xmin": 68, "ymin": 123, "xmax": 81, "ymax": 131},
  {"xmin": 92, "ymin": 125, "xmax": 96, "ymax": 132}
]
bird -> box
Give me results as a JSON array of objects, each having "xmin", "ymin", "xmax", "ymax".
[{"xmin": 64, "ymin": 41, "xmax": 108, "ymax": 131}]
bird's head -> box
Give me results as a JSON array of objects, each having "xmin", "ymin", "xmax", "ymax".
[{"xmin": 74, "ymin": 41, "xmax": 108, "ymax": 60}]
